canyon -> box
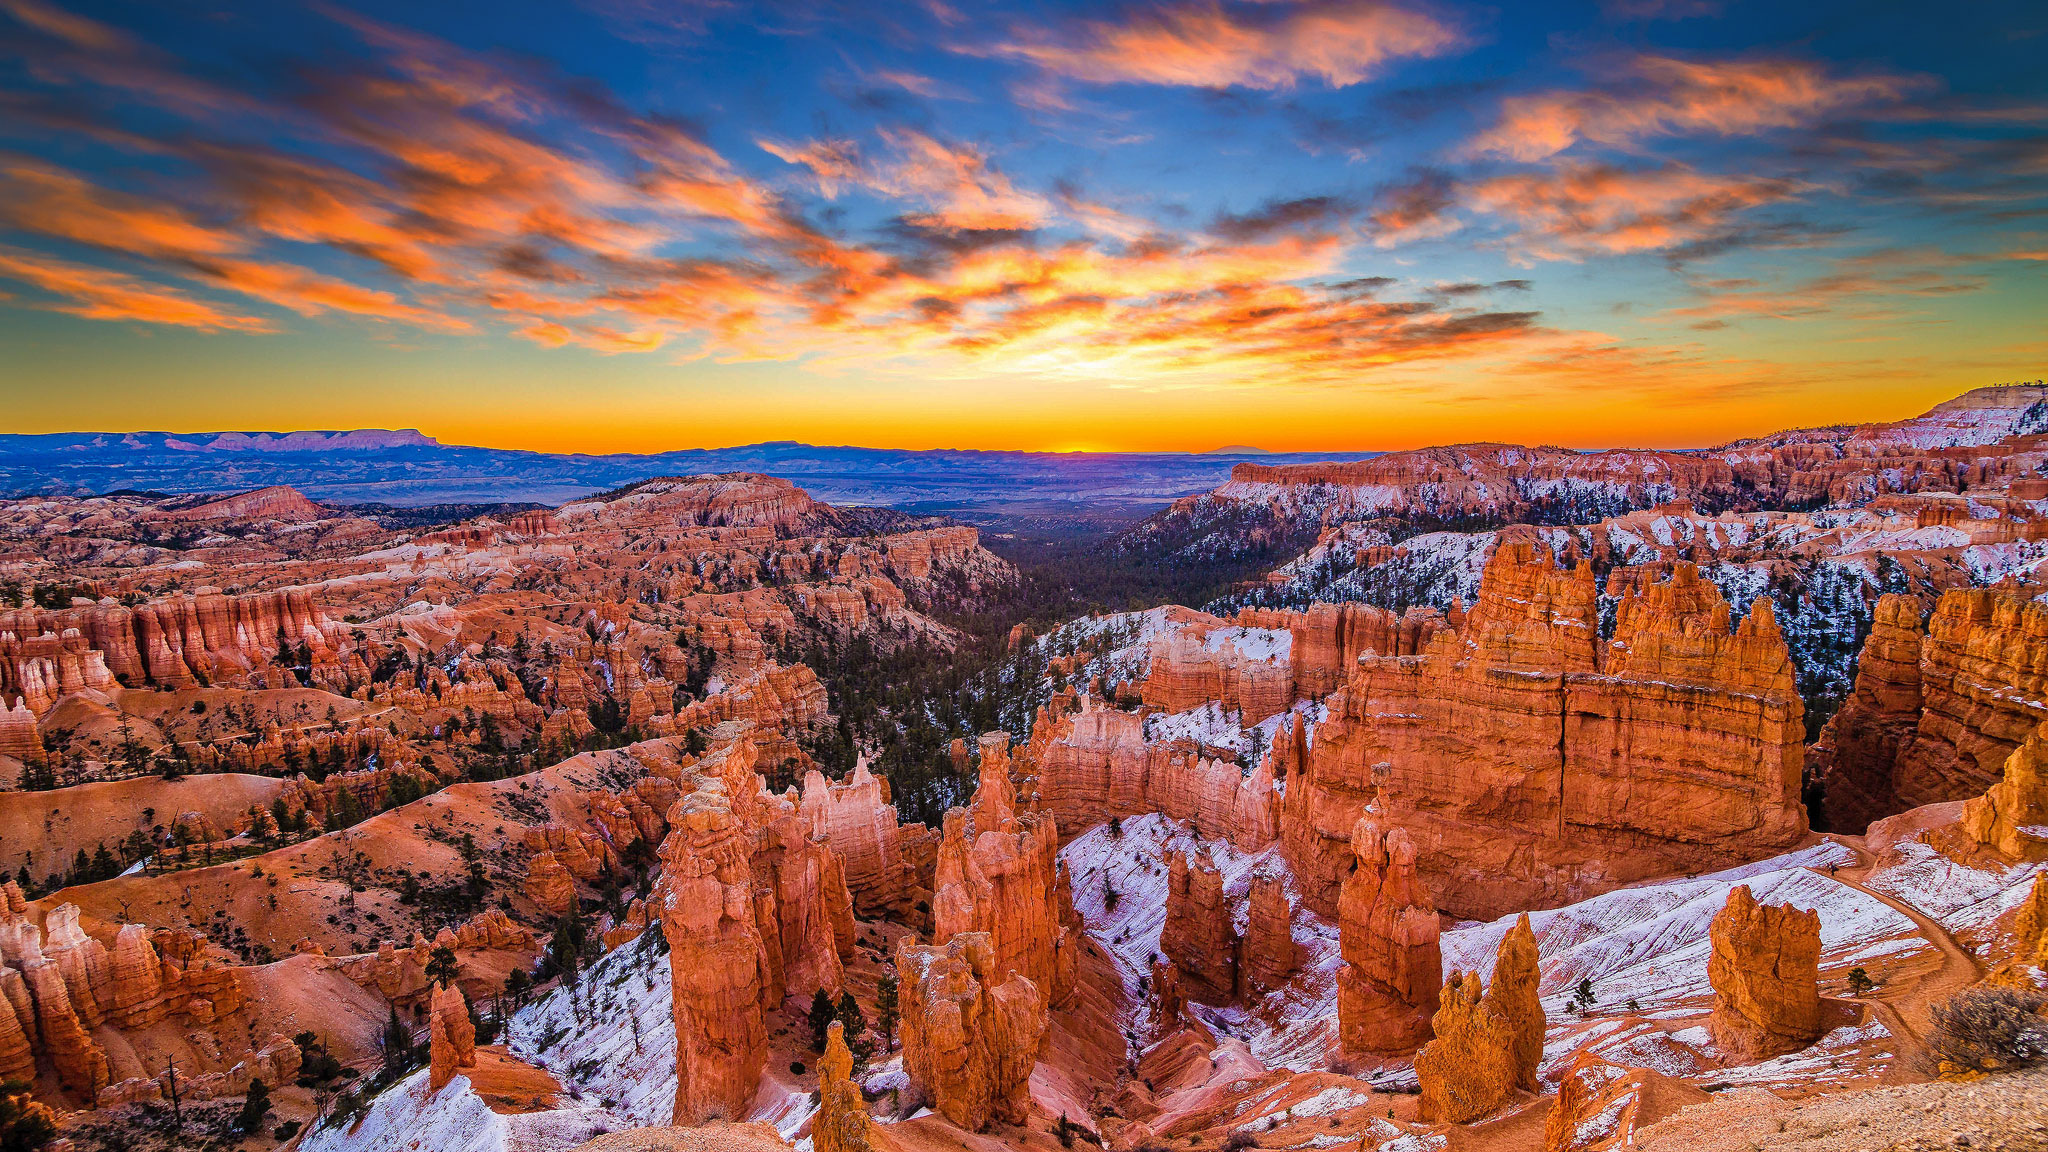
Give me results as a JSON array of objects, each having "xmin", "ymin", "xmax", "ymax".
[{"xmin": 3, "ymin": 385, "xmax": 2047, "ymax": 1152}]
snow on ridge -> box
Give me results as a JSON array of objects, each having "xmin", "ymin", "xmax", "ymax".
[
  {"xmin": 299, "ymin": 1068, "xmax": 626, "ymax": 1152},
  {"xmin": 1060, "ymin": 814, "xmax": 1341, "ymax": 1071},
  {"xmin": 1439, "ymin": 840, "xmax": 1915, "ymax": 1019},
  {"xmin": 508, "ymin": 934, "xmax": 678, "ymax": 1127}
]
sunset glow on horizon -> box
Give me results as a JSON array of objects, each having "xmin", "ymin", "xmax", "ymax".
[{"xmin": 0, "ymin": 0, "xmax": 2042, "ymax": 454}]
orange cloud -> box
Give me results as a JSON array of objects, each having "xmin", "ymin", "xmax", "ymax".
[
  {"xmin": 1469, "ymin": 54, "xmax": 1921, "ymax": 161},
  {"xmin": 763, "ymin": 130, "xmax": 1054, "ymax": 233},
  {"xmin": 981, "ymin": 0, "xmax": 1458, "ymax": 90},
  {"xmin": 1466, "ymin": 163, "xmax": 1800, "ymax": 261},
  {"xmin": 0, "ymin": 245, "xmax": 270, "ymax": 331}
]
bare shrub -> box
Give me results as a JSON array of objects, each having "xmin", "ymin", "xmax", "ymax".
[{"xmin": 1928, "ymin": 986, "xmax": 2048, "ymax": 1073}]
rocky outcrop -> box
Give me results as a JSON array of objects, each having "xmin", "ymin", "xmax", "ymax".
[
  {"xmin": 1336, "ymin": 814, "xmax": 1440, "ymax": 1055},
  {"xmin": 26, "ymin": 957, "xmax": 109, "ymax": 1095},
  {"xmin": 1414, "ymin": 920, "xmax": 1545, "ymax": 1122},
  {"xmin": 1239, "ymin": 868, "xmax": 1298, "ymax": 996},
  {"xmin": 1030, "ymin": 698, "xmax": 1280, "ymax": 852},
  {"xmin": 429, "ymin": 981, "xmax": 477, "ymax": 1090},
  {"xmin": 1284, "ymin": 545, "xmax": 1807, "ymax": 921},
  {"xmin": 1415, "ymin": 970, "xmax": 1521, "ymax": 1123},
  {"xmin": 661, "ymin": 783, "xmax": 772, "ymax": 1125},
  {"xmin": 1962, "ymin": 724, "xmax": 2048, "ymax": 860},
  {"xmin": 799, "ymin": 759, "xmax": 934, "ymax": 918},
  {"xmin": 1707, "ymin": 885, "xmax": 1823, "ymax": 1060},
  {"xmin": 814, "ymin": 1021, "xmax": 887, "ymax": 1152},
  {"xmin": 1810, "ymin": 595, "xmax": 1927, "ymax": 830},
  {"xmin": 0, "ymin": 586, "xmax": 359, "ymax": 709},
  {"xmin": 1814, "ymin": 587, "xmax": 2048, "ymax": 830},
  {"xmin": 1493, "ymin": 914, "xmax": 1543, "ymax": 1090},
  {"xmin": 896, "ymin": 932, "xmax": 1046, "ymax": 1132},
  {"xmin": 1160, "ymin": 848, "xmax": 1237, "ymax": 1004},
  {"xmin": 933, "ymin": 740, "xmax": 1073, "ymax": 1004},
  {"xmin": 2014, "ymin": 871, "xmax": 2048, "ymax": 968},
  {"xmin": 526, "ymin": 850, "xmax": 577, "ymax": 918}
]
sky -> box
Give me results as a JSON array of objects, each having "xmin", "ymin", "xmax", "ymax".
[{"xmin": 0, "ymin": 0, "xmax": 2043, "ymax": 454}]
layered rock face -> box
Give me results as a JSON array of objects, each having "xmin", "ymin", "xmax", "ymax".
[
  {"xmin": 1414, "ymin": 923, "xmax": 1544, "ymax": 1121},
  {"xmin": 799, "ymin": 759, "xmax": 936, "ymax": 918},
  {"xmin": 933, "ymin": 739, "xmax": 1073, "ymax": 1004},
  {"xmin": 0, "ymin": 586, "xmax": 359, "ymax": 710},
  {"xmin": 1962, "ymin": 725, "xmax": 2048, "ymax": 860},
  {"xmin": 1284, "ymin": 543, "xmax": 1807, "ymax": 921},
  {"xmin": 1706, "ymin": 885, "xmax": 1823, "ymax": 1060},
  {"xmin": 1813, "ymin": 588, "xmax": 2048, "ymax": 829},
  {"xmin": 1029, "ymin": 698, "xmax": 1279, "ymax": 852},
  {"xmin": 1138, "ymin": 610, "xmax": 1297, "ymax": 723},
  {"xmin": 429, "ymin": 981, "xmax": 477, "ymax": 1090},
  {"xmin": 895, "ymin": 932, "xmax": 1046, "ymax": 1132},
  {"xmin": 1160, "ymin": 848, "xmax": 1237, "ymax": 1004},
  {"xmin": 1335, "ymin": 815, "xmax": 1440, "ymax": 1055}
]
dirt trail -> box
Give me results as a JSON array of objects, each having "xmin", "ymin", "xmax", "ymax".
[{"xmin": 1805, "ymin": 838, "xmax": 1982, "ymax": 1073}]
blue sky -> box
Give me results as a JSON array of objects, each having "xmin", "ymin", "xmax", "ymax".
[{"xmin": 0, "ymin": 0, "xmax": 2042, "ymax": 451}]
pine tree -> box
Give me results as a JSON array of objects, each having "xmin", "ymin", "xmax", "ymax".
[
  {"xmin": 808, "ymin": 988, "xmax": 837, "ymax": 1051},
  {"xmin": 874, "ymin": 973, "xmax": 899, "ymax": 1051},
  {"xmin": 235, "ymin": 1078, "xmax": 270, "ymax": 1132}
]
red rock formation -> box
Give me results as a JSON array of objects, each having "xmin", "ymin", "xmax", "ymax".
[
  {"xmin": 1810, "ymin": 595, "xmax": 1926, "ymax": 830},
  {"xmin": 661, "ymin": 784, "xmax": 773, "ymax": 1125},
  {"xmin": 1284, "ymin": 544, "xmax": 1807, "ymax": 921},
  {"xmin": 25, "ymin": 957, "xmax": 109, "ymax": 1096},
  {"xmin": 815, "ymin": 1021, "xmax": 889, "ymax": 1152},
  {"xmin": 0, "ymin": 586, "xmax": 360, "ymax": 708},
  {"xmin": 160, "ymin": 485, "xmax": 325, "ymax": 522},
  {"xmin": 1030, "ymin": 698, "xmax": 1279, "ymax": 852},
  {"xmin": 429, "ymin": 981, "xmax": 477, "ymax": 1090},
  {"xmin": 933, "ymin": 741, "xmax": 1073, "ymax": 1005},
  {"xmin": 896, "ymin": 932, "xmax": 1047, "ymax": 1132},
  {"xmin": 1415, "ymin": 970, "xmax": 1520, "ymax": 1123},
  {"xmin": 1493, "ymin": 914, "xmax": 1543, "ymax": 1090},
  {"xmin": 526, "ymin": 850, "xmax": 576, "ymax": 917},
  {"xmin": 1238, "ymin": 868, "xmax": 1297, "ymax": 997},
  {"xmin": 1160, "ymin": 848, "xmax": 1237, "ymax": 1004},
  {"xmin": 1962, "ymin": 725, "xmax": 2048, "ymax": 860},
  {"xmin": 2013, "ymin": 871, "xmax": 2048, "ymax": 968},
  {"xmin": 1813, "ymin": 586, "xmax": 2048, "ymax": 830},
  {"xmin": 799, "ymin": 760, "xmax": 933, "ymax": 919},
  {"xmin": 1139, "ymin": 611, "xmax": 1297, "ymax": 724},
  {"xmin": 1707, "ymin": 885, "xmax": 1823, "ymax": 1060},
  {"xmin": 1336, "ymin": 814, "xmax": 1440, "ymax": 1056}
]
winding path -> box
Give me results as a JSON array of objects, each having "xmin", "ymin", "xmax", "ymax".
[{"xmin": 1804, "ymin": 839, "xmax": 1983, "ymax": 1073}]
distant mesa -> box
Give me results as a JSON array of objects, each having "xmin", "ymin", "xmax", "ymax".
[
  {"xmin": 1207, "ymin": 445, "xmax": 1272, "ymax": 454},
  {"xmin": 156, "ymin": 429, "xmax": 441, "ymax": 452}
]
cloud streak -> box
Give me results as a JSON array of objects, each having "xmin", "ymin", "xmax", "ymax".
[{"xmin": 977, "ymin": 0, "xmax": 1458, "ymax": 91}]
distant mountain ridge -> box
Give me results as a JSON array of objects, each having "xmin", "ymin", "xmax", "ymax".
[{"xmin": 0, "ymin": 430, "xmax": 1381, "ymax": 512}]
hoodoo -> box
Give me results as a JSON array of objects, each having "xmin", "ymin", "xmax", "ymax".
[
  {"xmin": 1335, "ymin": 813, "xmax": 1440, "ymax": 1055},
  {"xmin": 1707, "ymin": 885, "xmax": 1824, "ymax": 1060}
]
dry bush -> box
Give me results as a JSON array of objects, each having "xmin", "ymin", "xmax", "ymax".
[{"xmin": 1928, "ymin": 986, "xmax": 2048, "ymax": 1074}]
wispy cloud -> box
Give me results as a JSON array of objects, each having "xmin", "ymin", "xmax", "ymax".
[
  {"xmin": 1468, "ymin": 54, "xmax": 1923, "ymax": 161},
  {"xmin": 975, "ymin": 0, "xmax": 1459, "ymax": 91}
]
